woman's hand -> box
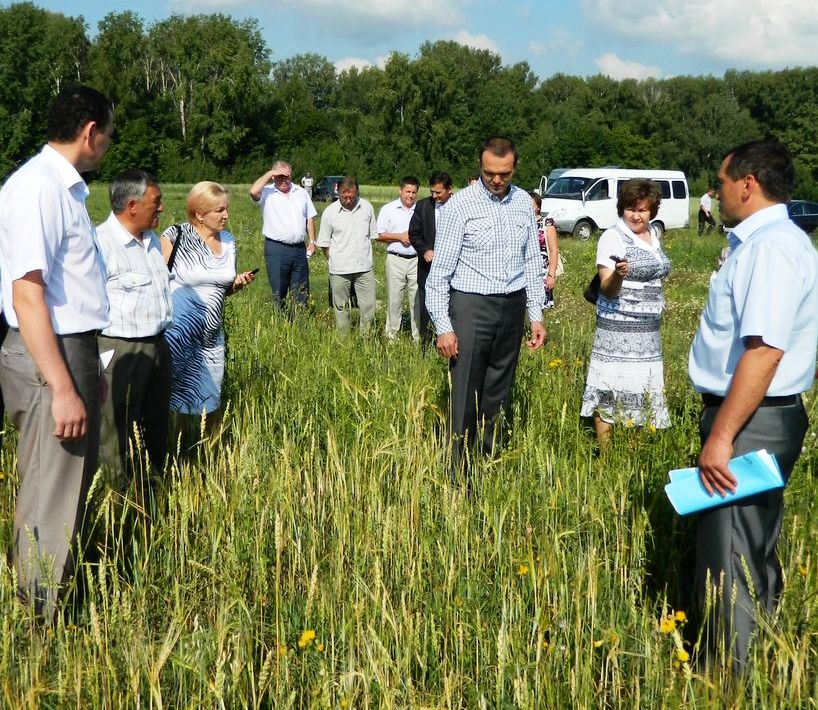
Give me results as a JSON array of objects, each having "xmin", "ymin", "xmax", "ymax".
[
  {"xmin": 545, "ymin": 274, "xmax": 556, "ymax": 290},
  {"xmin": 231, "ymin": 270, "xmax": 256, "ymax": 294}
]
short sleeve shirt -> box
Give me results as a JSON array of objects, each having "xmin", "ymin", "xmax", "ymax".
[{"xmin": 258, "ymin": 183, "xmax": 317, "ymax": 244}]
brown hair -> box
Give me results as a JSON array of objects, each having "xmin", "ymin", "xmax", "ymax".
[{"xmin": 617, "ymin": 178, "xmax": 661, "ymax": 219}]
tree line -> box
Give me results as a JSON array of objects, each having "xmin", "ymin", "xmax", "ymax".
[{"xmin": 2, "ymin": 2, "xmax": 818, "ymax": 198}]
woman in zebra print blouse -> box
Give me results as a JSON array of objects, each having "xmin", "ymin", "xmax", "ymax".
[{"xmin": 160, "ymin": 181, "xmax": 256, "ymax": 441}]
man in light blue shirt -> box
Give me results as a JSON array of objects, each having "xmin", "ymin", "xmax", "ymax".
[
  {"xmin": 689, "ymin": 139, "xmax": 818, "ymax": 671},
  {"xmin": 426, "ymin": 137, "xmax": 545, "ymax": 480}
]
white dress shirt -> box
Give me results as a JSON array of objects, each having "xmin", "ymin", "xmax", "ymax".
[
  {"xmin": 0, "ymin": 144, "xmax": 109, "ymax": 333},
  {"xmin": 258, "ymin": 183, "xmax": 317, "ymax": 244},
  {"xmin": 377, "ymin": 198, "xmax": 416, "ymax": 256},
  {"xmin": 96, "ymin": 212, "xmax": 173, "ymax": 338}
]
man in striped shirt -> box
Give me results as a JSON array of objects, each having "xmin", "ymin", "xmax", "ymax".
[
  {"xmin": 426, "ymin": 137, "xmax": 546, "ymax": 480},
  {"xmin": 96, "ymin": 170, "xmax": 173, "ymax": 494}
]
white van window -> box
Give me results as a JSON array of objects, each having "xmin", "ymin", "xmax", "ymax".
[
  {"xmin": 544, "ymin": 176, "xmax": 594, "ymax": 198},
  {"xmin": 672, "ymin": 180, "xmax": 687, "ymax": 199},
  {"xmin": 586, "ymin": 179, "xmax": 609, "ymax": 201},
  {"xmin": 656, "ymin": 181, "xmax": 671, "ymax": 199}
]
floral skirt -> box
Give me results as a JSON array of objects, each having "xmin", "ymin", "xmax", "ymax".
[{"xmin": 580, "ymin": 312, "xmax": 670, "ymax": 427}]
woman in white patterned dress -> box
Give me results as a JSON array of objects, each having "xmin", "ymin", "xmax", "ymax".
[
  {"xmin": 160, "ymin": 182, "xmax": 255, "ymax": 432},
  {"xmin": 580, "ymin": 178, "xmax": 672, "ymax": 445}
]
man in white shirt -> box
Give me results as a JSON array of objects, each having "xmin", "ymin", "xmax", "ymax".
[
  {"xmin": 698, "ymin": 188, "xmax": 716, "ymax": 235},
  {"xmin": 316, "ymin": 177, "xmax": 378, "ymax": 335},
  {"xmin": 250, "ymin": 161, "xmax": 317, "ymax": 314},
  {"xmin": 377, "ymin": 177, "xmax": 419, "ymax": 340},
  {"xmin": 0, "ymin": 85, "xmax": 113, "ymax": 618},
  {"xmin": 301, "ymin": 172, "xmax": 314, "ymax": 197},
  {"xmin": 96, "ymin": 170, "xmax": 173, "ymax": 496}
]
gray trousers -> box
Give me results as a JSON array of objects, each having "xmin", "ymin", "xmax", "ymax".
[
  {"xmin": 329, "ymin": 270, "xmax": 376, "ymax": 335},
  {"xmin": 696, "ymin": 398, "xmax": 808, "ymax": 670},
  {"xmin": 448, "ymin": 289, "xmax": 526, "ymax": 479},
  {"xmin": 384, "ymin": 253, "xmax": 419, "ymax": 340},
  {"xmin": 98, "ymin": 334, "xmax": 171, "ymax": 493},
  {"xmin": 0, "ymin": 329, "xmax": 101, "ymax": 618}
]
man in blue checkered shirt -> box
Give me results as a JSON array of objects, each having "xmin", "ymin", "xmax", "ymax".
[{"xmin": 426, "ymin": 137, "xmax": 546, "ymax": 480}]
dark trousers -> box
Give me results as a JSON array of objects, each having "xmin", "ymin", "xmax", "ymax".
[
  {"xmin": 698, "ymin": 208, "xmax": 716, "ymax": 235},
  {"xmin": 448, "ymin": 289, "xmax": 526, "ymax": 478},
  {"xmin": 0, "ymin": 329, "xmax": 101, "ymax": 618},
  {"xmin": 98, "ymin": 334, "xmax": 171, "ymax": 494},
  {"xmin": 417, "ymin": 265, "xmax": 435, "ymax": 348},
  {"xmin": 264, "ymin": 239, "xmax": 309, "ymax": 309},
  {"xmin": 696, "ymin": 398, "xmax": 808, "ymax": 670}
]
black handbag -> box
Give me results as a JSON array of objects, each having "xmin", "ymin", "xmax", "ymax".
[{"xmin": 583, "ymin": 273, "xmax": 600, "ymax": 305}]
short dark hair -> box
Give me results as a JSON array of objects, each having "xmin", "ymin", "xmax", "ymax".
[
  {"xmin": 339, "ymin": 176, "xmax": 359, "ymax": 192},
  {"xmin": 617, "ymin": 178, "xmax": 662, "ymax": 219},
  {"xmin": 429, "ymin": 171, "xmax": 452, "ymax": 189},
  {"xmin": 399, "ymin": 176, "xmax": 420, "ymax": 189},
  {"xmin": 47, "ymin": 85, "xmax": 113, "ymax": 143},
  {"xmin": 529, "ymin": 191, "xmax": 542, "ymax": 210},
  {"xmin": 480, "ymin": 137, "xmax": 518, "ymax": 166},
  {"xmin": 722, "ymin": 139, "xmax": 794, "ymax": 203},
  {"xmin": 109, "ymin": 169, "xmax": 159, "ymax": 214}
]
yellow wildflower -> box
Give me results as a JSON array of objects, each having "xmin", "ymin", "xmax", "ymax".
[
  {"xmin": 608, "ymin": 631, "xmax": 619, "ymax": 644},
  {"xmin": 799, "ymin": 564, "xmax": 808, "ymax": 577},
  {"xmin": 340, "ymin": 699, "xmax": 349, "ymax": 709},
  {"xmin": 517, "ymin": 563, "xmax": 529, "ymax": 576},
  {"xmin": 647, "ymin": 424, "xmax": 657, "ymax": 435},
  {"xmin": 277, "ymin": 644, "xmax": 288, "ymax": 657},
  {"xmin": 298, "ymin": 629, "xmax": 316, "ymax": 648},
  {"xmin": 593, "ymin": 639, "xmax": 604, "ymax": 648},
  {"xmin": 548, "ymin": 358, "xmax": 563, "ymax": 369},
  {"xmin": 659, "ymin": 617, "xmax": 676, "ymax": 634},
  {"xmin": 625, "ymin": 418, "xmax": 635, "ymax": 428},
  {"xmin": 676, "ymin": 649, "xmax": 690, "ymax": 663},
  {"xmin": 674, "ymin": 610, "xmax": 687, "ymax": 623},
  {"xmin": 316, "ymin": 642, "xmax": 325, "ymax": 652}
]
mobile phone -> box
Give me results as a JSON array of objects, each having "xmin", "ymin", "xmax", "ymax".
[
  {"xmin": 250, "ymin": 267, "xmax": 260, "ymax": 275},
  {"xmin": 610, "ymin": 255, "xmax": 626, "ymax": 263}
]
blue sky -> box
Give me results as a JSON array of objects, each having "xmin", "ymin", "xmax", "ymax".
[{"xmin": 28, "ymin": 0, "xmax": 818, "ymax": 80}]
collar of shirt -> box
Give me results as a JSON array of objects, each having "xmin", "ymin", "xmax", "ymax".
[
  {"xmin": 477, "ymin": 177, "xmax": 515, "ymax": 204},
  {"xmin": 104, "ymin": 211, "xmax": 154, "ymax": 249},
  {"xmin": 41, "ymin": 143, "xmax": 88, "ymax": 200},
  {"xmin": 729, "ymin": 203, "xmax": 789, "ymax": 246}
]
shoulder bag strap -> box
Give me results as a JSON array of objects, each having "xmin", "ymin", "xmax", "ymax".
[{"xmin": 167, "ymin": 224, "xmax": 182, "ymax": 272}]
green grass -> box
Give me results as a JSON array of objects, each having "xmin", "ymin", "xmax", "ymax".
[{"xmin": 1, "ymin": 185, "xmax": 817, "ymax": 707}]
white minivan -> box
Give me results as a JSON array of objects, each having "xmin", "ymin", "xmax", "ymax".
[{"xmin": 539, "ymin": 168, "xmax": 689, "ymax": 240}]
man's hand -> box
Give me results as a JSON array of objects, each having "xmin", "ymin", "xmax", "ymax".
[
  {"xmin": 400, "ymin": 234, "xmax": 411, "ymax": 247},
  {"xmin": 306, "ymin": 242, "xmax": 316, "ymax": 257},
  {"xmin": 527, "ymin": 321, "xmax": 546, "ymax": 350},
  {"xmin": 423, "ymin": 249, "xmax": 434, "ymax": 263},
  {"xmin": 52, "ymin": 387, "xmax": 87, "ymax": 441},
  {"xmin": 436, "ymin": 332, "xmax": 459, "ymax": 359},
  {"xmin": 698, "ymin": 432, "xmax": 737, "ymax": 497}
]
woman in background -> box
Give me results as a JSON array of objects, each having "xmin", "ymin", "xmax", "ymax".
[
  {"xmin": 160, "ymin": 181, "xmax": 255, "ymax": 439},
  {"xmin": 580, "ymin": 178, "xmax": 672, "ymax": 445},
  {"xmin": 530, "ymin": 191, "xmax": 559, "ymax": 308}
]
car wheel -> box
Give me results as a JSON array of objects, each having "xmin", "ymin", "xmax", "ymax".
[
  {"xmin": 651, "ymin": 221, "xmax": 665, "ymax": 239},
  {"xmin": 573, "ymin": 219, "xmax": 593, "ymax": 241}
]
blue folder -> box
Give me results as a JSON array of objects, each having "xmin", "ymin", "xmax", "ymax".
[{"xmin": 665, "ymin": 449, "xmax": 784, "ymax": 516}]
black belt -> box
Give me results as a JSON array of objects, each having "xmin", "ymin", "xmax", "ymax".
[
  {"xmin": 268, "ymin": 240, "xmax": 305, "ymax": 247},
  {"xmin": 389, "ymin": 252, "xmax": 416, "ymax": 259},
  {"xmin": 99, "ymin": 331, "xmax": 165, "ymax": 343},
  {"xmin": 702, "ymin": 393, "xmax": 800, "ymax": 408}
]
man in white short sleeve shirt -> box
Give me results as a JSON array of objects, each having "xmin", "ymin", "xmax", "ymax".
[{"xmin": 0, "ymin": 85, "xmax": 113, "ymax": 618}]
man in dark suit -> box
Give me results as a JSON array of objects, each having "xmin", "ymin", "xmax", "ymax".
[{"xmin": 409, "ymin": 171, "xmax": 453, "ymax": 347}]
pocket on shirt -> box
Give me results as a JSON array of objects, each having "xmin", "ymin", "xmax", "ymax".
[
  {"xmin": 120, "ymin": 272, "xmax": 152, "ymax": 289},
  {"xmin": 467, "ymin": 217, "xmax": 495, "ymax": 249}
]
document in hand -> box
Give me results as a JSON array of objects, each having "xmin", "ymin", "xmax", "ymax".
[{"xmin": 664, "ymin": 449, "xmax": 784, "ymax": 516}]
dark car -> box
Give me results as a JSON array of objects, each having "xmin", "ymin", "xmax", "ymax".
[
  {"xmin": 314, "ymin": 175, "xmax": 344, "ymax": 201},
  {"xmin": 788, "ymin": 200, "xmax": 818, "ymax": 233}
]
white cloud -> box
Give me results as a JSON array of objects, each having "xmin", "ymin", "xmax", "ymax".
[
  {"xmin": 447, "ymin": 30, "xmax": 500, "ymax": 55},
  {"xmin": 375, "ymin": 55, "xmax": 391, "ymax": 70},
  {"xmin": 582, "ymin": 0, "xmax": 818, "ymax": 68},
  {"xmin": 595, "ymin": 52, "xmax": 661, "ymax": 80},
  {"xmin": 528, "ymin": 41, "xmax": 545, "ymax": 55},
  {"xmin": 280, "ymin": 0, "xmax": 463, "ymax": 30},
  {"xmin": 334, "ymin": 57, "xmax": 373, "ymax": 73}
]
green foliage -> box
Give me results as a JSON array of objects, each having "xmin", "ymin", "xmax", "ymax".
[{"xmin": 2, "ymin": 188, "xmax": 818, "ymax": 706}]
